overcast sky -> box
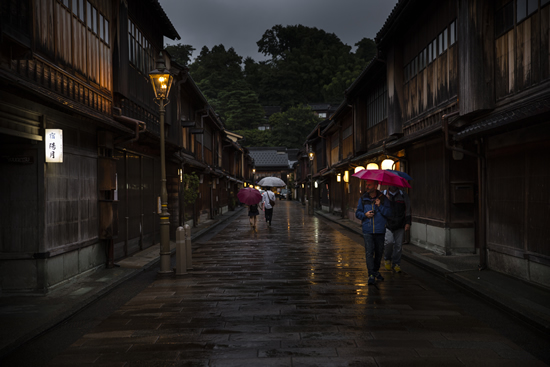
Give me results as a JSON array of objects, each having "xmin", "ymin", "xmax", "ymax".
[{"xmin": 159, "ymin": 0, "xmax": 399, "ymax": 62}]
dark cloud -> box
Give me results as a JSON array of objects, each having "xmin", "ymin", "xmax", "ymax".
[{"xmin": 159, "ymin": 0, "xmax": 398, "ymax": 61}]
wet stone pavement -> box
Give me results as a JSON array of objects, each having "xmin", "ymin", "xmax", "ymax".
[{"xmin": 48, "ymin": 202, "xmax": 545, "ymax": 367}]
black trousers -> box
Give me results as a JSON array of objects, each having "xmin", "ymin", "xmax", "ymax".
[{"xmin": 265, "ymin": 208, "xmax": 273, "ymax": 222}]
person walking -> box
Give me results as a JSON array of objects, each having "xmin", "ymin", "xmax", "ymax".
[
  {"xmin": 261, "ymin": 187, "xmax": 276, "ymax": 226},
  {"xmin": 248, "ymin": 203, "xmax": 260, "ymax": 229},
  {"xmin": 355, "ymin": 179, "xmax": 392, "ymax": 285},
  {"xmin": 383, "ymin": 186, "xmax": 411, "ymax": 273}
]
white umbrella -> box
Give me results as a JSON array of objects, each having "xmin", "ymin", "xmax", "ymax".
[{"xmin": 258, "ymin": 177, "xmax": 286, "ymax": 187}]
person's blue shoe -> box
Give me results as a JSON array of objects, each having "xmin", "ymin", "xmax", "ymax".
[
  {"xmin": 368, "ymin": 275, "xmax": 376, "ymax": 285},
  {"xmin": 376, "ymin": 272, "xmax": 384, "ymax": 281}
]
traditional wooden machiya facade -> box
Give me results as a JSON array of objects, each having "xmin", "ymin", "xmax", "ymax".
[
  {"xmin": 0, "ymin": 0, "xmax": 180, "ymax": 292},
  {"xmin": 375, "ymin": 0, "xmax": 550, "ymax": 287}
]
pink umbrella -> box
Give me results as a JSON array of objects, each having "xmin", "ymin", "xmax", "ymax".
[
  {"xmin": 237, "ymin": 187, "xmax": 263, "ymax": 205},
  {"xmin": 352, "ymin": 169, "xmax": 411, "ymax": 188}
]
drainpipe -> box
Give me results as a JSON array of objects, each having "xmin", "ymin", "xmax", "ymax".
[
  {"xmin": 112, "ymin": 107, "xmax": 147, "ymax": 145},
  {"xmin": 442, "ymin": 112, "xmax": 486, "ymax": 271},
  {"xmin": 200, "ymin": 109, "xmax": 208, "ymax": 163}
]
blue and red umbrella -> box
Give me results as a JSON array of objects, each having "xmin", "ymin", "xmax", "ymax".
[{"xmin": 352, "ymin": 169, "xmax": 411, "ymax": 188}]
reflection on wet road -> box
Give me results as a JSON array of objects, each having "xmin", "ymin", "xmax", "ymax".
[{"xmin": 47, "ymin": 201, "xmax": 545, "ymax": 366}]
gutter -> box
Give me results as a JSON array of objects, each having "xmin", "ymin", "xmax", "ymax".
[{"xmin": 112, "ymin": 107, "xmax": 147, "ymax": 145}]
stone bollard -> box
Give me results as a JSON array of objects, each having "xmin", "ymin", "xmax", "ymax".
[
  {"xmin": 175, "ymin": 226, "xmax": 187, "ymax": 275},
  {"xmin": 185, "ymin": 224, "xmax": 193, "ymax": 270}
]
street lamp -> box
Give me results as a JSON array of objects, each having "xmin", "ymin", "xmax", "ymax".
[
  {"xmin": 308, "ymin": 147, "xmax": 314, "ymax": 215},
  {"xmin": 149, "ymin": 52, "xmax": 174, "ymax": 275}
]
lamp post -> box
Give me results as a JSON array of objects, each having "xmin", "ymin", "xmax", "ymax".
[
  {"xmin": 308, "ymin": 147, "xmax": 314, "ymax": 215},
  {"xmin": 149, "ymin": 53, "xmax": 174, "ymax": 274}
]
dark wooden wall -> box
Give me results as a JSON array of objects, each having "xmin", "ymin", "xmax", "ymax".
[
  {"xmin": 486, "ymin": 122, "xmax": 550, "ymax": 261},
  {"xmin": 495, "ymin": 2, "xmax": 550, "ymax": 100},
  {"xmin": 407, "ymin": 139, "xmax": 446, "ymax": 222}
]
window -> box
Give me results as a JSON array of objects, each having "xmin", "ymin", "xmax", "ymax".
[
  {"xmin": 318, "ymin": 112, "xmax": 327, "ymax": 118},
  {"xmin": 87, "ymin": 1, "xmax": 92, "ymax": 28},
  {"xmin": 438, "ymin": 32, "xmax": 444, "ymax": 55},
  {"xmin": 129, "ymin": 19, "xmax": 154, "ymax": 75},
  {"xmin": 517, "ymin": 0, "xmax": 527, "ymax": 22},
  {"xmin": 331, "ymin": 133, "xmax": 339, "ymax": 149},
  {"xmin": 367, "ymin": 80, "xmax": 387, "ymax": 128},
  {"xmin": 99, "ymin": 14, "xmax": 104, "ymax": 39},
  {"xmin": 450, "ymin": 20, "xmax": 456, "ymax": 45},
  {"xmin": 443, "ymin": 28, "xmax": 448, "ymax": 51},
  {"xmin": 421, "ymin": 48, "xmax": 426, "ymax": 70},
  {"xmin": 495, "ymin": 2, "xmax": 514, "ymax": 36},
  {"xmin": 342, "ymin": 125, "xmax": 352, "ymax": 140},
  {"xmin": 92, "ymin": 7, "xmax": 97, "ymax": 33},
  {"xmin": 104, "ymin": 18, "xmax": 109, "ymax": 44},
  {"xmin": 78, "ymin": 0, "xmax": 84, "ymax": 21},
  {"xmin": 516, "ymin": 0, "xmax": 537, "ymax": 22}
]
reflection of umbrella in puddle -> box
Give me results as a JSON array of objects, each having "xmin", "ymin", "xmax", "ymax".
[
  {"xmin": 237, "ymin": 187, "xmax": 262, "ymax": 205},
  {"xmin": 258, "ymin": 177, "xmax": 286, "ymax": 187},
  {"xmin": 352, "ymin": 169, "xmax": 411, "ymax": 188}
]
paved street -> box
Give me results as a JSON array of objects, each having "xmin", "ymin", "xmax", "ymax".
[{"xmin": 45, "ymin": 201, "xmax": 546, "ymax": 366}]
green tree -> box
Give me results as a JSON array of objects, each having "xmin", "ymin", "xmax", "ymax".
[
  {"xmin": 218, "ymin": 80, "xmax": 265, "ymax": 130},
  {"xmin": 354, "ymin": 37, "xmax": 377, "ymax": 63},
  {"xmin": 269, "ymin": 104, "xmax": 321, "ymax": 149},
  {"xmin": 236, "ymin": 129, "xmax": 272, "ymax": 147},
  {"xmin": 255, "ymin": 25, "xmax": 358, "ymax": 107},
  {"xmin": 165, "ymin": 43, "xmax": 195, "ymax": 65},
  {"xmin": 189, "ymin": 45, "xmax": 265, "ymax": 129}
]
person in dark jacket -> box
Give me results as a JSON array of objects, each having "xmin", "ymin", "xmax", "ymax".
[
  {"xmin": 355, "ymin": 179, "xmax": 392, "ymax": 285},
  {"xmin": 383, "ymin": 186, "xmax": 411, "ymax": 273}
]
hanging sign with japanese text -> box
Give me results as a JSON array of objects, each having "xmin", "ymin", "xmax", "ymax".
[{"xmin": 45, "ymin": 129, "xmax": 63, "ymax": 163}]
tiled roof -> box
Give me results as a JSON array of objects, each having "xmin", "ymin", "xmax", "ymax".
[{"xmin": 249, "ymin": 148, "xmax": 289, "ymax": 168}]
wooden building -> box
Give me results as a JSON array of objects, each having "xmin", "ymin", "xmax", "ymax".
[
  {"xmin": 375, "ymin": 0, "xmax": 550, "ymax": 286},
  {"xmin": 304, "ymin": 0, "xmax": 550, "ymax": 288},
  {"xmin": 0, "ymin": 0, "xmax": 252, "ymax": 293},
  {"xmin": 0, "ymin": 0, "xmax": 177, "ymax": 292}
]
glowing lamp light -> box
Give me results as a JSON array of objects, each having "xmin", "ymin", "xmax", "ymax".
[
  {"xmin": 344, "ymin": 171, "xmax": 349, "ymax": 183},
  {"xmin": 148, "ymin": 54, "xmax": 173, "ymax": 100},
  {"xmin": 381, "ymin": 159, "xmax": 395, "ymax": 170},
  {"xmin": 314, "ymin": 181, "xmax": 318, "ymax": 188},
  {"xmin": 337, "ymin": 173, "xmax": 342, "ymax": 182},
  {"xmin": 354, "ymin": 166, "xmax": 365, "ymax": 173},
  {"xmin": 366, "ymin": 163, "xmax": 379, "ymax": 170},
  {"xmin": 45, "ymin": 129, "xmax": 63, "ymax": 163},
  {"xmin": 302, "ymin": 183, "xmax": 304, "ymax": 188}
]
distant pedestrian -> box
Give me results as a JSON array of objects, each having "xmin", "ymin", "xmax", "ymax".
[
  {"xmin": 248, "ymin": 203, "xmax": 260, "ymax": 229},
  {"xmin": 383, "ymin": 186, "xmax": 411, "ymax": 273},
  {"xmin": 261, "ymin": 187, "xmax": 276, "ymax": 226},
  {"xmin": 355, "ymin": 180, "xmax": 391, "ymax": 285}
]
